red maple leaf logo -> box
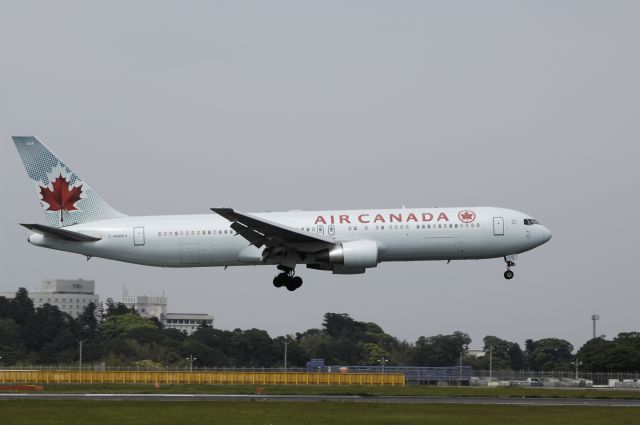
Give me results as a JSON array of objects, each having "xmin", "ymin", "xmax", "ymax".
[
  {"xmin": 39, "ymin": 174, "xmax": 83, "ymax": 223},
  {"xmin": 458, "ymin": 210, "xmax": 476, "ymax": 223}
]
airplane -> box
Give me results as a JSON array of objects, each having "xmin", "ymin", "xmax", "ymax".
[{"xmin": 12, "ymin": 136, "xmax": 552, "ymax": 291}]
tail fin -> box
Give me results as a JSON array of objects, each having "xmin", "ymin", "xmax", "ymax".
[{"xmin": 12, "ymin": 136, "xmax": 126, "ymax": 228}]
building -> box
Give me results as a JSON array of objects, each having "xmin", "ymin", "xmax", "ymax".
[
  {"xmin": 163, "ymin": 313, "xmax": 214, "ymax": 334},
  {"xmin": 0, "ymin": 279, "xmax": 99, "ymax": 317},
  {"xmin": 122, "ymin": 294, "xmax": 167, "ymax": 319},
  {"xmin": 121, "ymin": 292, "xmax": 213, "ymax": 334}
]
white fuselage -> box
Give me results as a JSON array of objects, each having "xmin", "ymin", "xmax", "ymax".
[{"xmin": 27, "ymin": 207, "xmax": 552, "ymax": 269}]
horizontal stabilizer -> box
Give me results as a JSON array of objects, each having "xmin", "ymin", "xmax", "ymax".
[{"xmin": 20, "ymin": 223, "xmax": 101, "ymax": 242}]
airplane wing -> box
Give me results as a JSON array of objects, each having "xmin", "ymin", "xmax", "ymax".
[{"xmin": 211, "ymin": 208, "xmax": 335, "ymax": 253}]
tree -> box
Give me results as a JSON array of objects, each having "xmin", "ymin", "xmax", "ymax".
[
  {"xmin": 527, "ymin": 338, "xmax": 574, "ymax": 370},
  {"xmin": 0, "ymin": 319, "xmax": 27, "ymax": 365},
  {"xmin": 476, "ymin": 336, "xmax": 524, "ymax": 370},
  {"xmin": 229, "ymin": 328, "xmax": 276, "ymax": 367},
  {"xmin": 576, "ymin": 337, "xmax": 611, "ymax": 371},
  {"xmin": 322, "ymin": 313, "xmax": 365, "ymax": 339},
  {"xmin": 76, "ymin": 302, "xmax": 99, "ymax": 340},
  {"xmin": 103, "ymin": 298, "xmax": 135, "ymax": 319},
  {"xmin": 24, "ymin": 303, "xmax": 71, "ymax": 358},
  {"xmin": 10, "ymin": 288, "xmax": 35, "ymax": 327},
  {"xmin": 578, "ymin": 333, "xmax": 640, "ymax": 372},
  {"xmin": 0, "ymin": 296, "xmax": 11, "ymax": 319},
  {"xmin": 413, "ymin": 331, "xmax": 471, "ymax": 366},
  {"xmin": 272, "ymin": 336, "xmax": 309, "ymax": 368},
  {"xmin": 101, "ymin": 313, "xmax": 157, "ymax": 339}
]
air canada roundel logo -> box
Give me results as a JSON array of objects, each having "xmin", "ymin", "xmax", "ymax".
[{"xmin": 458, "ymin": 210, "xmax": 476, "ymax": 223}]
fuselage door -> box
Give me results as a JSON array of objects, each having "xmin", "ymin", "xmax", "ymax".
[
  {"xmin": 493, "ymin": 217, "xmax": 504, "ymax": 236},
  {"xmin": 133, "ymin": 226, "xmax": 145, "ymax": 246}
]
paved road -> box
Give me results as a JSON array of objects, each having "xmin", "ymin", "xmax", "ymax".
[{"xmin": 1, "ymin": 393, "xmax": 640, "ymax": 406}]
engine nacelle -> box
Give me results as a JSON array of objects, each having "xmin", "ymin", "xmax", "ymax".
[{"xmin": 316, "ymin": 240, "xmax": 379, "ymax": 269}]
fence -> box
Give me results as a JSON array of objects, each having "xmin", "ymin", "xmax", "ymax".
[
  {"xmin": 0, "ymin": 370, "xmax": 405, "ymax": 386},
  {"xmin": 473, "ymin": 369, "xmax": 640, "ymax": 385},
  {"xmin": 323, "ymin": 366, "xmax": 472, "ymax": 385}
]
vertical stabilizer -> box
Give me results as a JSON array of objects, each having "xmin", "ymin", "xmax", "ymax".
[{"xmin": 12, "ymin": 136, "xmax": 126, "ymax": 227}]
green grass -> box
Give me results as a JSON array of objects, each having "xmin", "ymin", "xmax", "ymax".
[
  {"xmin": 0, "ymin": 400, "xmax": 639, "ymax": 425},
  {"xmin": 2, "ymin": 383, "xmax": 640, "ymax": 399}
]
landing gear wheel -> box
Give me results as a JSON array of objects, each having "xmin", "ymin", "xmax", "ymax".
[
  {"xmin": 285, "ymin": 276, "xmax": 303, "ymax": 291},
  {"xmin": 292, "ymin": 276, "xmax": 303, "ymax": 289},
  {"xmin": 275, "ymin": 265, "xmax": 303, "ymax": 291},
  {"xmin": 285, "ymin": 282, "xmax": 297, "ymax": 291},
  {"xmin": 504, "ymin": 270, "xmax": 514, "ymax": 280},
  {"xmin": 273, "ymin": 273, "xmax": 287, "ymax": 288}
]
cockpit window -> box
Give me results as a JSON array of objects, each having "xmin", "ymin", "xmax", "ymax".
[{"xmin": 524, "ymin": 218, "xmax": 540, "ymax": 225}]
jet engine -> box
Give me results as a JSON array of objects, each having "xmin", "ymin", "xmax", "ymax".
[{"xmin": 316, "ymin": 240, "xmax": 378, "ymax": 268}]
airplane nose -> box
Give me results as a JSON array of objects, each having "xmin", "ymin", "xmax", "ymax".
[{"xmin": 540, "ymin": 226, "xmax": 552, "ymax": 243}]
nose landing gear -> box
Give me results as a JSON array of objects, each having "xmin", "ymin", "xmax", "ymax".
[
  {"xmin": 503, "ymin": 255, "xmax": 516, "ymax": 280},
  {"xmin": 272, "ymin": 265, "xmax": 303, "ymax": 291}
]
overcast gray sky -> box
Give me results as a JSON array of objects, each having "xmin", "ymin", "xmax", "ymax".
[{"xmin": 1, "ymin": 1, "xmax": 638, "ymax": 351}]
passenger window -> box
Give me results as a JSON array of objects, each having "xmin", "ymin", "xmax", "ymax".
[
  {"xmin": 348, "ymin": 226, "xmax": 352, "ymax": 231},
  {"xmin": 354, "ymin": 226, "xmax": 358, "ymax": 231},
  {"xmin": 224, "ymin": 230, "xmax": 228, "ymax": 234}
]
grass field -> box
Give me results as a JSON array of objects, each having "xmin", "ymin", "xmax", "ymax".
[
  {"xmin": 2, "ymin": 383, "xmax": 640, "ymax": 400},
  {"xmin": 1, "ymin": 400, "xmax": 639, "ymax": 425}
]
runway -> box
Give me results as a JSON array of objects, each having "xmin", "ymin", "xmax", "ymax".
[{"xmin": 1, "ymin": 393, "xmax": 640, "ymax": 406}]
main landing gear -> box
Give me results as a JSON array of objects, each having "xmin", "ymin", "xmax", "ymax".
[
  {"xmin": 503, "ymin": 255, "xmax": 516, "ymax": 280},
  {"xmin": 273, "ymin": 265, "xmax": 303, "ymax": 291}
]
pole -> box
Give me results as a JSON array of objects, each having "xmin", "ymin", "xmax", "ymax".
[
  {"xmin": 592, "ymin": 314, "xmax": 599, "ymax": 339},
  {"xmin": 78, "ymin": 340, "xmax": 84, "ymax": 371},
  {"xmin": 379, "ymin": 356, "xmax": 388, "ymax": 373},
  {"xmin": 284, "ymin": 340, "xmax": 288, "ymax": 373},
  {"xmin": 459, "ymin": 351, "xmax": 463, "ymax": 386},
  {"xmin": 489, "ymin": 346, "xmax": 493, "ymax": 382},
  {"xmin": 185, "ymin": 354, "xmax": 197, "ymax": 372}
]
